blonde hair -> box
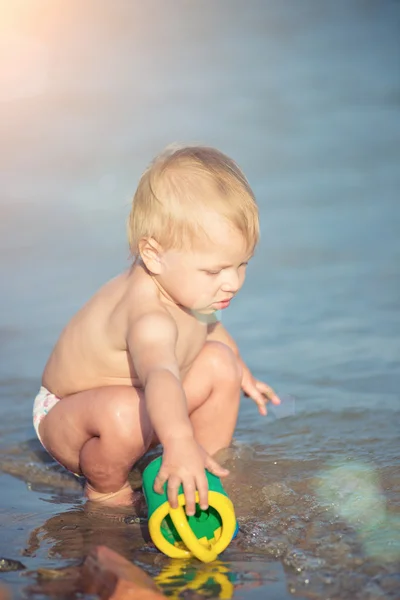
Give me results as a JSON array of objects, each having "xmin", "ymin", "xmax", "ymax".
[{"xmin": 127, "ymin": 144, "xmax": 259, "ymax": 257}]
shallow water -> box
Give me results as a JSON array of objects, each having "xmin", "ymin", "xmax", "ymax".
[{"xmin": 1, "ymin": 1, "xmax": 400, "ymax": 598}]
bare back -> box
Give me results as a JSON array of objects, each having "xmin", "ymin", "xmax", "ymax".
[{"xmin": 42, "ymin": 263, "xmax": 208, "ymax": 398}]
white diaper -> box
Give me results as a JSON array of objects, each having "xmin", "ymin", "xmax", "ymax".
[{"xmin": 32, "ymin": 386, "xmax": 60, "ymax": 445}]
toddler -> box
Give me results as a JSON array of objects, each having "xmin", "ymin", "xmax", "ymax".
[{"xmin": 33, "ymin": 145, "xmax": 280, "ymax": 515}]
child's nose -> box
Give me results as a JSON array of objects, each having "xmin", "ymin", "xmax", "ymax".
[{"xmin": 221, "ymin": 269, "xmax": 240, "ymax": 293}]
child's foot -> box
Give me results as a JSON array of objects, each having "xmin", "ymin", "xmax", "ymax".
[{"xmin": 84, "ymin": 481, "xmax": 134, "ymax": 507}]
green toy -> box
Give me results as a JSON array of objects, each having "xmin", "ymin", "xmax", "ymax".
[{"xmin": 142, "ymin": 456, "xmax": 238, "ymax": 562}]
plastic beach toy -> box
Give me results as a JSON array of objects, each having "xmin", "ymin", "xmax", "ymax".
[{"xmin": 142, "ymin": 456, "xmax": 237, "ymax": 563}]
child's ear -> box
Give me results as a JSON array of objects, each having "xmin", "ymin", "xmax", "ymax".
[{"xmin": 138, "ymin": 237, "xmax": 163, "ymax": 275}]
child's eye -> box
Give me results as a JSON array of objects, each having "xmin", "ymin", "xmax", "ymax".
[{"xmin": 205, "ymin": 270, "xmax": 221, "ymax": 276}]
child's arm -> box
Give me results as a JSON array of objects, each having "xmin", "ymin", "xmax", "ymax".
[
  {"xmin": 128, "ymin": 311, "xmax": 226, "ymax": 515},
  {"xmin": 207, "ymin": 320, "xmax": 281, "ymax": 415}
]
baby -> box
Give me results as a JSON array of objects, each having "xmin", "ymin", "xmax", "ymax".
[{"xmin": 33, "ymin": 145, "xmax": 280, "ymax": 516}]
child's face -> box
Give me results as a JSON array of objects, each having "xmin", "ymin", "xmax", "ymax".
[{"xmin": 158, "ymin": 213, "xmax": 253, "ymax": 313}]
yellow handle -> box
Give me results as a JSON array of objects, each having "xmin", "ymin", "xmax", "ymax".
[
  {"xmin": 169, "ymin": 504, "xmax": 218, "ymax": 562},
  {"xmin": 148, "ymin": 491, "xmax": 236, "ymax": 562}
]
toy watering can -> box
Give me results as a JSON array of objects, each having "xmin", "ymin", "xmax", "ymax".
[{"xmin": 142, "ymin": 456, "xmax": 238, "ymax": 563}]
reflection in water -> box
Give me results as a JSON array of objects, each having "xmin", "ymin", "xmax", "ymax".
[
  {"xmin": 24, "ymin": 506, "xmax": 146, "ymax": 561},
  {"xmin": 154, "ymin": 559, "xmax": 272, "ymax": 599},
  {"xmin": 23, "ymin": 506, "xmax": 280, "ymax": 599},
  {"xmin": 155, "ymin": 560, "xmax": 236, "ymax": 599}
]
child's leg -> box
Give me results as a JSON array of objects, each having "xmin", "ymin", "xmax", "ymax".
[
  {"xmin": 183, "ymin": 341, "xmax": 242, "ymax": 456},
  {"xmin": 38, "ymin": 385, "xmax": 153, "ymax": 506},
  {"xmin": 38, "ymin": 341, "xmax": 241, "ymax": 507}
]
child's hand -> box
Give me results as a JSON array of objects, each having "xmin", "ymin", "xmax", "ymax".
[
  {"xmin": 153, "ymin": 437, "xmax": 229, "ymax": 516},
  {"xmin": 241, "ymin": 362, "xmax": 281, "ymax": 416}
]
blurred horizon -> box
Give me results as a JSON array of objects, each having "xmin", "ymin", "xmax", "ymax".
[{"xmin": 2, "ymin": 0, "xmax": 399, "ymax": 210}]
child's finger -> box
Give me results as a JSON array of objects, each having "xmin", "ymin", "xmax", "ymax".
[
  {"xmin": 244, "ymin": 384, "xmax": 267, "ymax": 414},
  {"xmin": 182, "ymin": 480, "xmax": 197, "ymax": 516},
  {"xmin": 256, "ymin": 381, "xmax": 281, "ymax": 405},
  {"xmin": 244, "ymin": 385, "xmax": 268, "ymax": 415},
  {"xmin": 205, "ymin": 455, "xmax": 229, "ymax": 478},
  {"xmin": 194, "ymin": 472, "xmax": 209, "ymax": 512},
  {"xmin": 167, "ymin": 476, "xmax": 181, "ymax": 509},
  {"xmin": 257, "ymin": 402, "xmax": 267, "ymax": 416},
  {"xmin": 153, "ymin": 469, "xmax": 168, "ymax": 495},
  {"xmin": 253, "ymin": 392, "xmax": 267, "ymax": 416}
]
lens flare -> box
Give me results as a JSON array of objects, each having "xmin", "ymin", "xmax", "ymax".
[{"xmin": 315, "ymin": 460, "xmax": 399, "ymax": 562}]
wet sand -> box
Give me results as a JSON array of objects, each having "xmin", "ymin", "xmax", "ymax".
[
  {"xmin": 0, "ymin": 461, "xmax": 293, "ymax": 599},
  {"xmin": 1, "ymin": 432, "xmax": 399, "ymax": 598}
]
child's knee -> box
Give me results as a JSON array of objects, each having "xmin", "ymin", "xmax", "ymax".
[
  {"xmin": 205, "ymin": 341, "xmax": 242, "ymax": 386},
  {"xmin": 103, "ymin": 390, "xmax": 152, "ymax": 449}
]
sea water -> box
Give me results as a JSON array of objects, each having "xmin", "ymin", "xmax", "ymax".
[{"xmin": 0, "ymin": 1, "xmax": 399, "ymax": 598}]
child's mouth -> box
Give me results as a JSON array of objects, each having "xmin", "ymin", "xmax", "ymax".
[{"xmin": 213, "ymin": 299, "xmax": 231, "ymax": 309}]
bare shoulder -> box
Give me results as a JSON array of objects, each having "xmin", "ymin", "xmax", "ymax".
[
  {"xmin": 124, "ymin": 273, "xmax": 180, "ymax": 382},
  {"xmin": 126, "ymin": 283, "xmax": 176, "ymax": 340},
  {"xmin": 128, "ymin": 308, "xmax": 178, "ymax": 345}
]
